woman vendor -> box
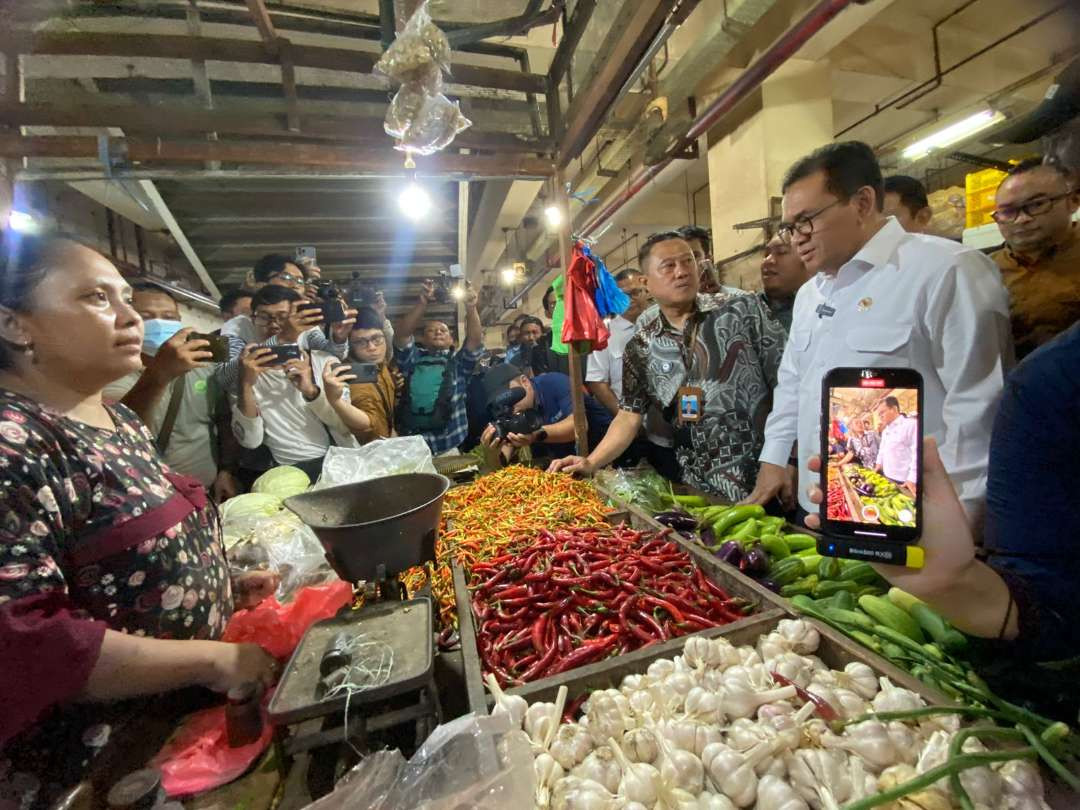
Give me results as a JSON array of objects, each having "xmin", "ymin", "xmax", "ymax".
[{"xmin": 0, "ymin": 232, "xmax": 279, "ymax": 808}]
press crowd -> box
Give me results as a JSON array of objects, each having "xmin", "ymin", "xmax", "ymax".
[{"xmin": 0, "ymin": 133, "xmax": 1079, "ymax": 788}]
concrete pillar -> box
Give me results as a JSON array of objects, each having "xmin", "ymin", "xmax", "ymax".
[{"xmin": 707, "ymin": 59, "xmax": 833, "ymax": 290}]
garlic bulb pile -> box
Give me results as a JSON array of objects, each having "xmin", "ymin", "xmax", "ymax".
[{"xmin": 485, "ymin": 620, "xmax": 1051, "ymax": 810}]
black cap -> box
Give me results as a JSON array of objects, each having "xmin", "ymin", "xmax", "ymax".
[
  {"xmin": 993, "ymin": 59, "xmax": 1080, "ymax": 144},
  {"xmin": 482, "ymin": 363, "xmax": 525, "ymax": 410}
]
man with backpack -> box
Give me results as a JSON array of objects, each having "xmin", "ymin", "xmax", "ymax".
[{"xmin": 394, "ymin": 279, "xmax": 484, "ymax": 453}]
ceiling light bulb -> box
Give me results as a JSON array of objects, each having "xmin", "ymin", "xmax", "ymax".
[
  {"xmin": 450, "ymin": 284, "xmax": 465, "ymax": 301},
  {"xmin": 500, "ymin": 267, "xmax": 518, "ymax": 287},
  {"xmin": 7, "ymin": 210, "xmax": 36, "ymax": 232},
  {"xmin": 901, "ymin": 109, "xmax": 1005, "ymax": 160},
  {"xmin": 399, "ymin": 182, "xmax": 432, "ymax": 220},
  {"xmin": 544, "ymin": 204, "xmax": 563, "ymax": 227}
]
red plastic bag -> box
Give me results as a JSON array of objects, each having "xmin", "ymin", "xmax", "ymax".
[
  {"xmin": 221, "ymin": 581, "xmax": 353, "ymax": 660},
  {"xmin": 151, "ymin": 696, "xmax": 274, "ymax": 797},
  {"xmin": 561, "ymin": 244, "xmax": 609, "ymax": 352}
]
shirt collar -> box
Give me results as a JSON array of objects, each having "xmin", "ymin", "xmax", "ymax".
[
  {"xmin": 846, "ymin": 217, "xmax": 905, "ymax": 272},
  {"xmin": 640, "ymin": 292, "xmax": 729, "ymax": 336}
]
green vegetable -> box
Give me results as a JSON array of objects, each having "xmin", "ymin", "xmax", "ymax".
[
  {"xmin": 813, "ymin": 580, "xmax": 859, "ymax": 598},
  {"xmin": 832, "ymin": 589, "xmax": 856, "ymax": 610},
  {"xmin": 768, "ymin": 557, "xmax": 806, "ymax": 586},
  {"xmin": 760, "ymin": 534, "xmax": 790, "ymax": 560},
  {"xmin": 781, "ymin": 574, "xmax": 819, "ymax": 597},
  {"xmin": 849, "ymin": 630, "xmax": 883, "ymax": 653},
  {"xmin": 859, "ymin": 594, "xmax": 926, "ymax": 643},
  {"xmin": 673, "ymin": 494, "xmax": 709, "ymax": 507},
  {"xmin": 758, "ymin": 516, "xmax": 785, "ymax": 533},
  {"xmin": 838, "ymin": 561, "xmax": 880, "ymax": 584},
  {"xmin": 822, "ymin": 607, "xmax": 876, "ymax": 632},
  {"xmin": 726, "ymin": 517, "xmax": 759, "ymax": 541},
  {"xmin": 909, "ymin": 602, "xmax": 968, "ymax": 651},
  {"xmin": 251, "ymin": 465, "xmax": 311, "ymax": 499},
  {"xmin": 817, "ymin": 556, "xmax": 842, "ymax": 581},
  {"xmin": 783, "ymin": 533, "xmax": 818, "ymax": 551},
  {"xmin": 219, "ymin": 492, "xmax": 284, "ymax": 523},
  {"xmin": 712, "ymin": 504, "xmax": 765, "ymax": 535},
  {"xmin": 886, "ymin": 586, "xmax": 926, "ymax": 613},
  {"xmin": 855, "ymin": 585, "xmax": 886, "ymax": 598}
]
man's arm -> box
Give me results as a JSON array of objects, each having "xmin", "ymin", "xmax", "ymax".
[
  {"xmin": 394, "ymin": 280, "xmax": 434, "ymax": 350},
  {"xmin": 925, "ymin": 252, "xmax": 1013, "ymax": 522},
  {"xmin": 463, "ymin": 283, "xmax": 483, "ymax": 352},
  {"xmin": 586, "ymin": 382, "xmax": 621, "ymax": 417},
  {"xmin": 585, "ymin": 348, "xmax": 620, "ymax": 416}
]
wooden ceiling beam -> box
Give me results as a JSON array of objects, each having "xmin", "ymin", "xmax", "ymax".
[
  {"xmin": 244, "ymin": 0, "xmax": 280, "ymax": 56},
  {"xmin": 0, "ymin": 134, "xmax": 555, "ymax": 178},
  {"xmin": 10, "ymin": 32, "xmax": 548, "ymax": 95},
  {"xmin": 0, "ymin": 101, "xmax": 553, "ymax": 154}
]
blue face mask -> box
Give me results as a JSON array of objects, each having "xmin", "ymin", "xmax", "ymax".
[{"xmin": 141, "ymin": 318, "xmax": 184, "ymax": 356}]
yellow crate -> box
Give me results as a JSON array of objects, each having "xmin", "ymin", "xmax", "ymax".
[{"xmin": 965, "ymin": 167, "xmax": 1008, "ymax": 229}]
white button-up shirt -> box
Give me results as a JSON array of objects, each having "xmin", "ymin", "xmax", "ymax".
[
  {"xmin": 586, "ymin": 315, "xmax": 636, "ymax": 400},
  {"xmin": 876, "ymin": 414, "xmax": 919, "ymax": 484},
  {"xmin": 759, "ymin": 218, "xmax": 1013, "ymax": 521}
]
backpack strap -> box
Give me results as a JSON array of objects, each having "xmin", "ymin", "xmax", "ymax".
[{"xmin": 155, "ymin": 377, "xmax": 186, "ymax": 454}]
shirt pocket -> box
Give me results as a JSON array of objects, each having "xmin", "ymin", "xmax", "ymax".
[{"xmin": 843, "ymin": 323, "xmax": 913, "ymax": 366}]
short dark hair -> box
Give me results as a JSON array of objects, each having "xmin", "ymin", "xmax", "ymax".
[
  {"xmin": 250, "ymin": 283, "xmax": 301, "ymax": 311},
  {"xmin": 130, "ymin": 281, "xmax": 176, "ymax": 301},
  {"xmin": 883, "ymin": 396, "xmax": 900, "ymax": 410},
  {"xmin": 999, "ymin": 156, "xmax": 1070, "ymax": 188},
  {"xmin": 0, "ymin": 231, "xmax": 84, "ymax": 369},
  {"xmin": 883, "ymin": 175, "xmax": 929, "ymax": 216},
  {"xmin": 678, "ymin": 225, "xmax": 711, "ymax": 256},
  {"xmin": 219, "ymin": 287, "xmax": 253, "ymax": 317},
  {"xmin": 518, "ymin": 316, "xmax": 544, "ymax": 332},
  {"xmin": 615, "ymin": 268, "xmax": 642, "ymax": 284},
  {"xmin": 252, "ymin": 253, "xmax": 298, "ymax": 284},
  {"xmin": 638, "ymin": 230, "xmax": 686, "ymax": 269},
  {"xmin": 505, "ymin": 323, "xmax": 519, "ymax": 336},
  {"xmin": 351, "ymin": 306, "xmax": 384, "ymax": 332},
  {"xmin": 782, "ymin": 141, "xmax": 884, "ymax": 212},
  {"xmin": 543, "ymin": 286, "xmax": 556, "ymax": 301}
]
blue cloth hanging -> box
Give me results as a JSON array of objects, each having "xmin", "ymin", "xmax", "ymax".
[{"xmin": 584, "ymin": 244, "xmax": 629, "ymax": 318}]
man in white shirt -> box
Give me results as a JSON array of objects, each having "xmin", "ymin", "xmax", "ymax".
[
  {"xmin": 874, "ymin": 396, "xmax": 918, "ymax": 496},
  {"xmin": 232, "ymin": 285, "xmax": 360, "ymax": 480},
  {"xmin": 743, "ymin": 141, "xmax": 1013, "ymax": 523}
]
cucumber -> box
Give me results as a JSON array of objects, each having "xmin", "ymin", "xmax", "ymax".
[
  {"xmin": 822, "ymin": 607, "xmax": 876, "ymax": 632},
  {"xmin": 887, "ymin": 586, "xmax": 926, "ymax": 613},
  {"xmin": 849, "ymin": 630, "xmax": 883, "ymax": 653},
  {"xmin": 818, "ymin": 556, "xmax": 842, "ymax": 581},
  {"xmin": 832, "ymin": 589, "xmax": 856, "ymax": 611},
  {"xmin": 909, "ymin": 603, "xmax": 968, "ymax": 651},
  {"xmin": 859, "ymin": 595, "xmax": 925, "ymax": 643},
  {"xmin": 812, "ymin": 580, "xmax": 859, "ymax": 599},
  {"xmin": 838, "ymin": 562, "xmax": 880, "ymax": 585},
  {"xmin": 768, "ymin": 557, "xmax": 805, "ymax": 586}
]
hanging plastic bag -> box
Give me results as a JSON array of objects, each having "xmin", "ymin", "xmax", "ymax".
[
  {"xmin": 302, "ymin": 712, "xmax": 533, "ymax": 810},
  {"xmin": 225, "ymin": 511, "xmax": 335, "ymax": 603},
  {"xmin": 314, "ymin": 437, "xmax": 437, "ymax": 489},
  {"xmin": 587, "ymin": 246, "xmax": 630, "ymax": 318},
  {"xmin": 151, "ymin": 697, "xmax": 274, "ymax": 797},
  {"xmin": 374, "ymin": 1, "xmax": 451, "ymax": 82},
  {"xmin": 221, "ymin": 581, "xmax": 353, "ymax": 660},
  {"xmin": 549, "ymin": 274, "xmax": 569, "ymax": 355},
  {"xmin": 395, "ymin": 94, "xmax": 472, "ymax": 156},
  {"xmin": 561, "ymin": 244, "xmax": 610, "ymax": 353}
]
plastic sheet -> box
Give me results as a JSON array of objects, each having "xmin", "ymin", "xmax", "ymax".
[
  {"xmin": 393, "ymin": 93, "xmax": 472, "ymax": 156},
  {"xmin": 303, "ymin": 713, "xmax": 534, "ymax": 810},
  {"xmin": 151, "ymin": 696, "xmax": 274, "ymax": 797},
  {"xmin": 315, "ymin": 437, "xmax": 437, "ymax": 489},
  {"xmin": 374, "ymin": 1, "xmax": 451, "ymax": 82},
  {"xmin": 221, "ymin": 581, "xmax": 354, "ymax": 660},
  {"xmin": 225, "ymin": 511, "xmax": 334, "ymax": 602}
]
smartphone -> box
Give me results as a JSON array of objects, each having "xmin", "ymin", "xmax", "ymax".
[
  {"xmin": 348, "ymin": 361, "xmax": 380, "ymax": 384},
  {"xmin": 295, "ymin": 246, "xmax": 317, "ymax": 265},
  {"xmin": 265, "ymin": 344, "xmax": 301, "ymax": 366},
  {"xmin": 188, "ymin": 332, "xmax": 229, "ymax": 363},
  {"xmin": 818, "ymin": 367, "xmax": 925, "ymax": 567}
]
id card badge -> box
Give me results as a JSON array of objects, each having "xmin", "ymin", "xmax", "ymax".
[{"xmin": 677, "ymin": 385, "xmax": 704, "ymax": 425}]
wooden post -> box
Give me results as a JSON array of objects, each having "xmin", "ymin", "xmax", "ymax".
[{"xmin": 553, "ymin": 171, "xmax": 589, "ymax": 456}]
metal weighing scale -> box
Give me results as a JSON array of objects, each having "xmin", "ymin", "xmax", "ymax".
[{"xmin": 269, "ymin": 473, "xmax": 450, "ymax": 792}]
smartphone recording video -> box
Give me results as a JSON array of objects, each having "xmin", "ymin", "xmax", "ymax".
[{"xmin": 821, "ymin": 367, "xmax": 923, "ymax": 548}]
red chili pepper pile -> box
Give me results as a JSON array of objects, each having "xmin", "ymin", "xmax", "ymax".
[
  {"xmin": 469, "ymin": 525, "xmax": 753, "ymax": 687},
  {"xmin": 827, "ymin": 477, "xmax": 851, "ymax": 520}
]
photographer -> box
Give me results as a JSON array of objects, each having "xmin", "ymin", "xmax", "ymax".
[
  {"xmin": 345, "ymin": 306, "xmax": 402, "ymax": 443},
  {"xmin": 103, "ymin": 283, "xmax": 241, "ymax": 502},
  {"xmin": 479, "ymin": 364, "xmax": 613, "ymax": 462},
  {"xmin": 231, "ymin": 286, "xmax": 359, "ymax": 479},
  {"xmin": 393, "ymin": 279, "xmax": 483, "ymax": 454}
]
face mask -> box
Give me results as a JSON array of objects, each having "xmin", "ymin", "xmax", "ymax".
[{"xmin": 141, "ymin": 318, "xmax": 184, "ymax": 356}]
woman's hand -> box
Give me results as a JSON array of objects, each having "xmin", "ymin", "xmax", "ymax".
[
  {"xmin": 231, "ymin": 569, "xmax": 281, "ymax": 609},
  {"xmin": 205, "ymin": 642, "xmax": 279, "ymax": 692}
]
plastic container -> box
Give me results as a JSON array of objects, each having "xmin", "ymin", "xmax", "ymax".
[
  {"xmin": 284, "ymin": 473, "xmax": 450, "ymax": 582},
  {"xmin": 965, "ymin": 167, "xmax": 1008, "ymax": 228}
]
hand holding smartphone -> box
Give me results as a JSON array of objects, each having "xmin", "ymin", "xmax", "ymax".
[{"xmin": 818, "ymin": 367, "xmax": 925, "ymax": 567}]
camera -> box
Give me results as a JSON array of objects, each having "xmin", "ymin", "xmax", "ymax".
[
  {"xmin": 312, "ymin": 279, "xmax": 348, "ymax": 326},
  {"xmin": 489, "ymin": 386, "xmax": 543, "ymax": 440},
  {"xmin": 347, "ymin": 271, "xmax": 380, "ymax": 310}
]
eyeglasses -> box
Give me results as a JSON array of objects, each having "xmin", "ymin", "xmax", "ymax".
[
  {"xmin": 253, "ymin": 312, "xmax": 290, "ymax": 325},
  {"xmin": 777, "ymin": 199, "xmax": 843, "ymax": 243},
  {"xmin": 991, "ymin": 191, "xmax": 1073, "ymax": 224},
  {"xmin": 270, "ymin": 272, "xmax": 303, "ymax": 285},
  {"xmin": 349, "ymin": 334, "xmax": 386, "ymax": 348}
]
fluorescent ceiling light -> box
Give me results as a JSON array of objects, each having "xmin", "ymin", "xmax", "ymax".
[
  {"xmin": 398, "ymin": 183, "xmax": 432, "ymax": 220},
  {"xmin": 902, "ymin": 109, "xmax": 1005, "ymax": 160}
]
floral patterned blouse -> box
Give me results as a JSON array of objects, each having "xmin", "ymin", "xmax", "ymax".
[{"xmin": 0, "ymin": 389, "xmax": 233, "ymax": 809}]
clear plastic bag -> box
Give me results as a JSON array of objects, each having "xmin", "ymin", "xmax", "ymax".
[
  {"xmin": 374, "ymin": 1, "xmax": 451, "ymax": 82},
  {"xmin": 224, "ymin": 511, "xmax": 335, "ymax": 602},
  {"xmin": 315, "ymin": 437, "xmax": 437, "ymax": 489},
  {"xmin": 304, "ymin": 713, "xmax": 534, "ymax": 810},
  {"xmin": 394, "ymin": 93, "xmax": 472, "ymax": 156}
]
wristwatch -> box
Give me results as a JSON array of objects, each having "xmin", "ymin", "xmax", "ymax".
[{"xmin": 536, "ymin": 429, "xmax": 549, "ymax": 443}]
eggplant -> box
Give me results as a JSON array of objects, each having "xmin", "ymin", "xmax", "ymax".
[
  {"xmin": 758, "ymin": 578, "xmax": 781, "ymax": 593},
  {"xmin": 698, "ymin": 525, "xmax": 717, "ymax": 547},
  {"xmin": 739, "ymin": 543, "xmax": 770, "ymax": 577},
  {"xmin": 712, "ymin": 539, "xmax": 743, "ymax": 566},
  {"xmin": 653, "ymin": 511, "xmax": 699, "ymax": 532}
]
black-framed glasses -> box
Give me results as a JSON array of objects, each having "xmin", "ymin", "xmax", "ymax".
[
  {"xmin": 777, "ymin": 199, "xmax": 843, "ymax": 243},
  {"xmin": 991, "ymin": 191, "xmax": 1073, "ymax": 224},
  {"xmin": 349, "ymin": 334, "xmax": 386, "ymax": 348},
  {"xmin": 253, "ymin": 312, "xmax": 290, "ymax": 325}
]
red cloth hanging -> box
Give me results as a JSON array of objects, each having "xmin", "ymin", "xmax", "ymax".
[{"xmin": 561, "ymin": 243, "xmax": 610, "ymax": 352}]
